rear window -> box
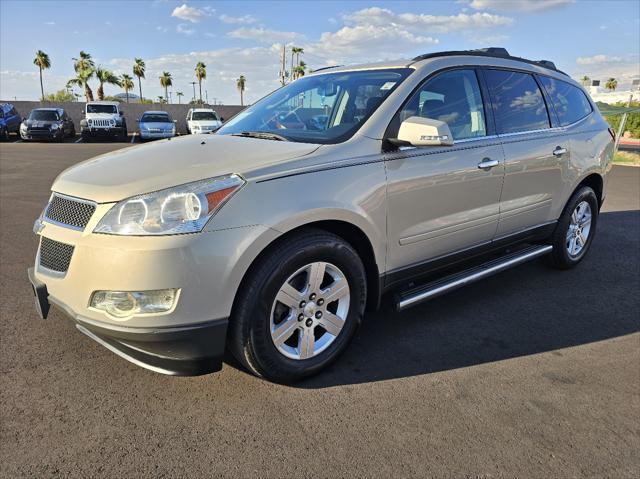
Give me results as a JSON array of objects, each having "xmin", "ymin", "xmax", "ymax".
[
  {"xmin": 485, "ymin": 69, "xmax": 550, "ymax": 134},
  {"xmin": 538, "ymin": 76, "xmax": 592, "ymax": 126},
  {"xmin": 142, "ymin": 114, "xmax": 170, "ymax": 122}
]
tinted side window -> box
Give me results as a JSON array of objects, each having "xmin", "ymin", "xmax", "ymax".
[
  {"xmin": 398, "ymin": 69, "xmax": 486, "ymax": 141},
  {"xmin": 485, "ymin": 69, "xmax": 550, "ymax": 134},
  {"xmin": 539, "ymin": 76, "xmax": 592, "ymax": 126}
]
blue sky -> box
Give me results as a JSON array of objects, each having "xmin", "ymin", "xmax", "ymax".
[{"xmin": 1, "ymin": 0, "xmax": 638, "ymax": 104}]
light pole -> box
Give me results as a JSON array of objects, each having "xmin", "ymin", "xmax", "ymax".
[
  {"xmin": 190, "ymin": 82, "xmax": 197, "ymax": 103},
  {"xmin": 205, "ymin": 90, "xmax": 208, "ymax": 104}
]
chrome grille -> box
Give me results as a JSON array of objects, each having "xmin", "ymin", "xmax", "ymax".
[
  {"xmin": 39, "ymin": 237, "xmax": 74, "ymax": 273},
  {"xmin": 45, "ymin": 194, "xmax": 96, "ymax": 230},
  {"xmin": 90, "ymin": 119, "xmax": 113, "ymax": 128}
]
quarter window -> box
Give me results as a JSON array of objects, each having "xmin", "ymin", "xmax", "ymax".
[
  {"xmin": 538, "ymin": 76, "xmax": 592, "ymax": 126},
  {"xmin": 397, "ymin": 69, "xmax": 487, "ymax": 141},
  {"xmin": 484, "ymin": 69, "xmax": 550, "ymax": 134}
]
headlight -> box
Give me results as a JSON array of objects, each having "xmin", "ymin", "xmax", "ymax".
[
  {"xmin": 109, "ymin": 119, "xmax": 116, "ymax": 127},
  {"xmin": 94, "ymin": 174, "xmax": 245, "ymax": 235},
  {"xmin": 193, "ymin": 125, "xmax": 201, "ymax": 130},
  {"xmin": 20, "ymin": 123, "xmax": 27, "ymax": 131},
  {"xmin": 51, "ymin": 123, "xmax": 60, "ymax": 130}
]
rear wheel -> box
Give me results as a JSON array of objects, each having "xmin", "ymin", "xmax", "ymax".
[
  {"xmin": 228, "ymin": 229, "xmax": 367, "ymax": 383},
  {"xmin": 548, "ymin": 186, "xmax": 599, "ymax": 269}
]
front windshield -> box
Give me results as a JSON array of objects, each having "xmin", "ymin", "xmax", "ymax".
[
  {"xmin": 87, "ymin": 104, "xmax": 117, "ymax": 114},
  {"xmin": 141, "ymin": 114, "xmax": 170, "ymax": 123},
  {"xmin": 29, "ymin": 110, "xmax": 59, "ymax": 121},
  {"xmin": 217, "ymin": 68, "xmax": 412, "ymax": 144},
  {"xmin": 192, "ymin": 111, "xmax": 218, "ymax": 121}
]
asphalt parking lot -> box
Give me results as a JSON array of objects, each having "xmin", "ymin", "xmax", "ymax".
[{"xmin": 1, "ymin": 141, "xmax": 638, "ymax": 478}]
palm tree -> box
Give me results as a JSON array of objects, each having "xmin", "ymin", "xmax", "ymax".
[
  {"xmin": 176, "ymin": 91, "xmax": 184, "ymax": 104},
  {"xmin": 159, "ymin": 71, "xmax": 172, "ymax": 103},
  {"xmin": 66, "ymin": 69, "xmax": 95, "ymax": 102},
  {"xmin": 71, "ymin": 51, "xmax": 95, "ymax": 101},
  {"xmin": 580, "ymin": 75, "xmax": 590, "ymax": 87},
  {"xmin": 157, "ymin": 96, "xmax": 164, "ymax": 104},
  {"xmin": 195, "ymin": 62, "xmax": 206, "ymax": 103},
  {"xmin": 236, "ymin": 75, "xmax": 246, "ymax": 106},
  {"xmin": 33, "ymin": 50, "xmax": 51, "ymax": 101},
  {"xmin": 295, "ymin": 47, "xmax": 304, "ymax": 69},
  {"xmin": 605, "ymin": 78, "xmax": 618, "ymax": 91},
  {"xmin": 133, "ymin": 58, "xmax": 146, "ymax": 101},
  {"xmin": 293, "ymin": 62, "xmax": 307, "ymax": 80},
  {"xmin": 121, "ymin": 74, "xmax": 134, "ymax": 103},
  {"xmin": 290, "ymin": 46, "xmax": 303, "ymax": 82},
  {"xmin": 95, "ymin": 67, "xmax": 121, "ymax": 101}
]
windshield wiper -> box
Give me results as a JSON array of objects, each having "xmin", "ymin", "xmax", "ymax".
[{"xmin": 231, "ymin": 131, "xmax": 289, "ymax": 141}]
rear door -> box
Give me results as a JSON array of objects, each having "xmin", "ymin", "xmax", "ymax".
[
  {"xmin": 385, "ymin": 68, "xmax": 505, "ymax": 275},
  {"xmin": 483, "ymin": 68, "xmax": 567, "ymax": 238}
]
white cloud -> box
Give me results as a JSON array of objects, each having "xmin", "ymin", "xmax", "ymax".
[
  {"xmin": 466, "ymin": 0, "xmax": 573, "ymax": 12},
  {"xmin": 176, "ymin": 23, "xmax": 195, "ymax": 35},
  {"xmin": 228, "ymin": 27, "xmax": 303, "ymax": 43},
  {"xmin": 219, "ymin": 14, "xmax": 258, "ymax": 25},
  {"xmin": 171, "ymin": 3, "xmax": 210, "ymax": 23},
  {"xmin": 576, "ymin": 54, "xmax": 623, "ymax": 65},
  {"xmin": 343, "ymin": 7, "xmax": 513, "ymax": 33}
]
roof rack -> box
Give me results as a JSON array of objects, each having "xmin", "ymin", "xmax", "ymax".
[
  {"xmin": 411, "ymin": 47, "xmax": 568, "ymax": 76},
  {"xmin": 310, "ymin": 65, "xmax": 342, "ymax": 73}
]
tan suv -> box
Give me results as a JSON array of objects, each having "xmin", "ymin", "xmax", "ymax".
[{"xmin": 28, "ymin": 48, "xmax": 614, "ymax": 382}]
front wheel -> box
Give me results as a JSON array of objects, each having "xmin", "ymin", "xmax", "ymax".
[
  {"xmin": 228, "ymin": 229, "xmax": 367, "ymax": 383},
  {"xmin": 547, "ymin": 186, "xmax": 599, "ymax": 269}
]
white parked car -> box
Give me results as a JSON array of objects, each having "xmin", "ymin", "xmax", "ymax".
[{"xmin": 186, "ymin": 108, "xmax": 222, "ymax": 134}]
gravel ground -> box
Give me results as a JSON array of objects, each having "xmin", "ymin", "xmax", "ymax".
[{"xmin": 1, "ymin": 142, "xmax": 638, "ymax": 478}]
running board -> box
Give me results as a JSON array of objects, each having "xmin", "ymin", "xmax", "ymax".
[{"xmin": 396, "ymin": 245, "xmax": 553, "ymax": 312}]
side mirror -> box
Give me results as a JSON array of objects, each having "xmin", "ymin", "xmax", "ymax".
[
  {"xmin": 220, "ymin": 117, "xmax": 224, "ymax": 122},
  {"xmin": 136, "ymin": 118, "xmax": 140, "ymax": 122},
  {"xmin": 392, "ymin": 116, "xmax": 454, "ymax": 147},
  {"xmin": 120, "ymin": 112, "xmax": 124, "ymax": 116},
  {"xmin": 173, "ymin": 119, "xmax": 177, "ymax": 123}
]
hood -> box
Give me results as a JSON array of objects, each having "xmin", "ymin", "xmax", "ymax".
[
  {"xmin": 140, "ymin": 121, "xmax": 174, "ymax": 129},
  {"xmin": 86, "ymin": 112, "xmax": 118, "ymax": 119},
  {"xmin": 25, "ymin": 119, "xmax": 59, "ymax": 127},
  {"xmin": 190, "ymin": 120, "xmax": 220, "ymax": 126},
  {"xmin": 52, "ymin": 134, "xmax": 321, "ymax": 202}
]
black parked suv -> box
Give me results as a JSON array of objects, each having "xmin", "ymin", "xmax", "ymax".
[{"xmin": 20, "ymin": 108, "xmax": 75, "ymax": 141}]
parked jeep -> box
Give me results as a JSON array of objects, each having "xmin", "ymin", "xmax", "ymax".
[
  {"xmin": 80, "ymin": 101, "xmax": 127, "ymax": 141},
  {"xmin": 0, "ymin": 103, "xmax": 21, "ymax": 140},
  {"xmin": 29, "ymin": 48, "xmax": 614, "ymax": 383}
]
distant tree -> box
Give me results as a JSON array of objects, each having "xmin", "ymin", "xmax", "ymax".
[
  {"xmin": 605, "ymin": 78, "xmax": 618, "ymax": 91},
  {"xmin": 120, "ymin": 74, "xmax": 134, "ymax": 103},
  {"xmin": 33, "ymin": 50, "xmax": 51, "ymax": 101},
  {"xmin": 71, "ymin": 51, "xmax": 95, "ymax": 101},
  {"xmin": 195, "ymin": 62, "xmax": 206, "ymax": 103},
  {"xmin": 133, "ymin": 58, "xmax": 146, "ymax": 101},
  {"xmin": 95, "ymin": 67, "xmax": 121, "ymax": 101},
  {"xmin": 43, "ymin": 89, "xmax": 74, "ymax": 102},
  {"xmin": 236, "ymin": 75, "xmax": 246, "ymax": 106},
  {"xmin": 157, "ymin": 96, "xmax": 164, "ymax": 104},
  {"xmin": 159, "ymin": 72, "xmax": 172, "ymax": 103},
  {"xmin": 176, "ymin": 91, "xmax": 184, "ymax": 104},
  {"xmin": 580, "ymin": 75, "xmax": 590, "ymax": 87}
]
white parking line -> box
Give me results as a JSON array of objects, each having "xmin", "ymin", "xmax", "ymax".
[
  {"xmin": 130, "ymin": 133, "xmax": 136, "ymax": 144},
  {"xmin": 74, "ymin": 137, "xmax": 83, "ymax": 143}
]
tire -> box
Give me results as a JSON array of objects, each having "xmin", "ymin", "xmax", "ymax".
[
  {"xmin": 228, "ymin": 229, "xmax": 367, "ymax": 383},
  {"xmin": 547, "ymin": 186, "xmax": 599, "ymax": 269},
  {"xmin": 0, "ymin": 128, "xmax": 8, "ymax": 141}
]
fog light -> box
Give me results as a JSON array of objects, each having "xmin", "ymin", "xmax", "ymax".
[{"xmin": 90, "ymin": 289, "xmax": 178, "ymax": 318}]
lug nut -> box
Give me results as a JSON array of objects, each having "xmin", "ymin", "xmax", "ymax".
[
  {"xmin": 317, "ymin": 298, "xmax": 324, "ymax": 306},
  {"xmin": 315, "ymin": 311, "xmax": 322, "ymax": 319},
  {"xmin": 305, "ymin": 318, "xmax": 313, "ymax": 327},
  {"xmin": 309, "ymin": 293, "xmax": 316, "ymax": 300},
  {"xmin": 298, "ymin": 314, "xmax": 304, "ymax": 321},
  {"xmin": 299, "ymin": 300, "xmax": 306, "ymax": 308}
]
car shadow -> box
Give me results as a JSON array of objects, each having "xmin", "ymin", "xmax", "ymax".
[{"xmin": 228, "ymin": 210, "xmax": 640, "ymax": 388}]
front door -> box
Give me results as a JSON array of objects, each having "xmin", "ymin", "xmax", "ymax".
[{"xmin": 385, "ymin": 69, "xmax": 505, "ymax": 275}]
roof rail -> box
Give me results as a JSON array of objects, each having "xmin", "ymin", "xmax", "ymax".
[
  {"xmin": 411, "ymin": 48, "xmax": 568, "ymax": 76},
  {"xmin": 310, "ymin": 65, "xmax": 342, "ymax": 73}
]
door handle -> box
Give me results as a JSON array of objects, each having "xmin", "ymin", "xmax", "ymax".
[
  {"xmin": 477, "ymin": 158, "xmax": 500, "ymax": 170},
  {"xmin": 553, "ymin": 146, "xmax": 567, "ymax": 157}
]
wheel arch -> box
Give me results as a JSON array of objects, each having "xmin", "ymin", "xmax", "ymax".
[
  {"xmin": 576, "ymin": 172, "xmax": 604, "ymax": 208},
  {"xmin": 232, "ymin": 220, "xmax": 382, "ymax": 317}
]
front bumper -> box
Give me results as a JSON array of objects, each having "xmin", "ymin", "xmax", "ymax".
[
  {"xmin": 28, "ymin": 267, "xmax": 228, "ymax": 375},
  {"xmin": 21, "ymin": 129, "xmax": 62, "ymax": 140},
  {"xmin": 139, "ymin": 131, "xmax": 175, "ymax": 140},
  {"xmin": 81, "ymin": 126, "xmax": 125, "ymax": 138}
]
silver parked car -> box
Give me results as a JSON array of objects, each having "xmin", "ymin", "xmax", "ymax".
[
  {"xmin": 28, "ymin": 48, "xmax": 613, "ymax": 382},
  {"xmin": 137, "ymin": 111, "xmax": 176, "ymax": 141}
]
